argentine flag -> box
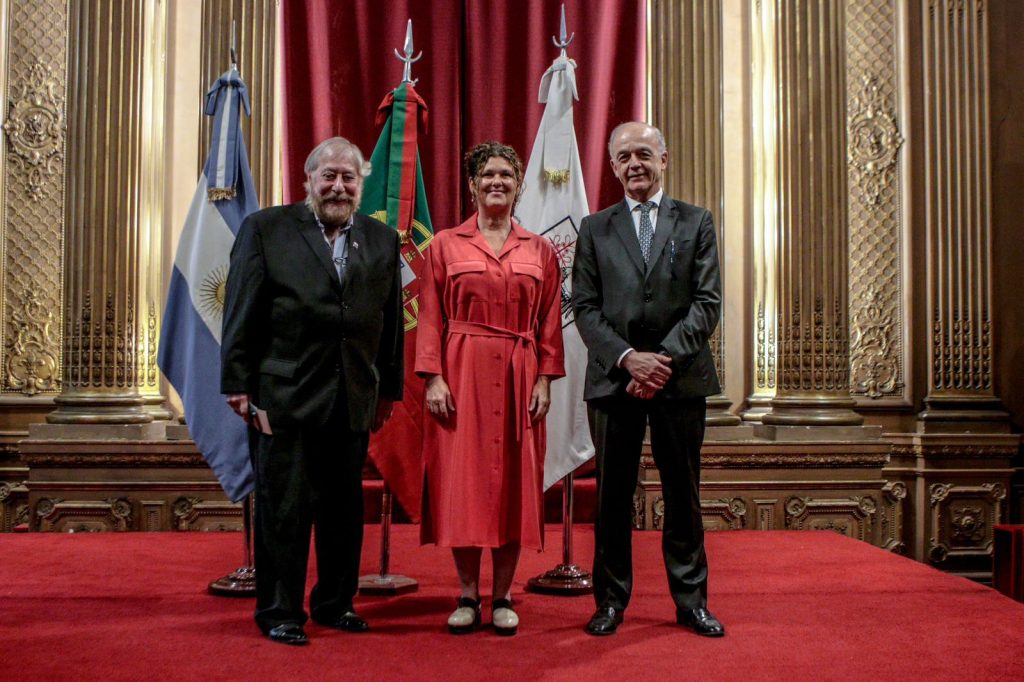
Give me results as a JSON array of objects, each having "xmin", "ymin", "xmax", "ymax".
[{"xmin": 158, "ymin": 69, "xmax": 258, "ymax": 502}]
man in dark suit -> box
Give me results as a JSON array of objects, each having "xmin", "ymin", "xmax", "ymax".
[
  {"xmin": 221, "ymin": 137, "xmax": 403, "ymax": 645},
  {"xmin": 573, "ymin": 121, "xmax": 724, "ymax": 637}
]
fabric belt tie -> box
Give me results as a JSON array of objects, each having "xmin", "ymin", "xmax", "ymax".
[{"xmin": 446, "ymin": 320, "xmax": 537, "ymax": 442}]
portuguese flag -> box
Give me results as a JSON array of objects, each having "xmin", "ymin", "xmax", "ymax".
[{"xmin": 362, "ymin": 82, "xmax": 433, "ymax": 522}]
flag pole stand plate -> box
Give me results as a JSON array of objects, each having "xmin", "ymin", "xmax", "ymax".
[
  {"xmin": 358, "ymin": 574, "xmax": 418, "ymax": 596},
  {"xmin": 208, "ymin": 566, "xmax": 256, "ymax": 597},
  {"xmin": 526, "ymin": 564, "xmax": 593, "ymax": 596}
]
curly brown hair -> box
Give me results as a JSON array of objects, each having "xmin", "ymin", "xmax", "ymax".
[{"xmin": 464, "ymin": 141, "xmax": 524, "ymax": 210}]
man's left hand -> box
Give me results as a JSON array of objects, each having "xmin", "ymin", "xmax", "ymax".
[{"xmin": 372, "ymin": 398, "xmax": 395, "ymax": 432}]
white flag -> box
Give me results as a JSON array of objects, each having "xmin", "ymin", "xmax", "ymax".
[{"xmin": 516, "ymin": 54, "xmax": 595, "ymax": 490}]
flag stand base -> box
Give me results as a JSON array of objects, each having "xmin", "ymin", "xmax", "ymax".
[
  {"xmin": 358, "ymin": 484, "xmax": 418, "ymax": 596},
  {"xmin": 209, "ymin": 566, "xmax": 256, "ymax": 597},
  {"xmin": 358, "ymin": 573, "xmax": 418, "ymax": 596},
  {"xmin": 526, "ymin": 563, "xmax": 593, "ymax": 595},
  {"xmin": 209, "ymin": 495, "xmax": 257, "ymax": 597}
]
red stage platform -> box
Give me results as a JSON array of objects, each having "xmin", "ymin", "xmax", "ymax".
[{"xmin": 1, "ymin": 527, "xmax": 1022, "ymax": 679}]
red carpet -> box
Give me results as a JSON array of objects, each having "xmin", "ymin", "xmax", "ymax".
[{"xmin": 1, "ymin": 526, "xmax": 1022, "ymax": 680}]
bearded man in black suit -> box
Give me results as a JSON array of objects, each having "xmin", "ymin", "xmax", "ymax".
[
  {"xmin": 572, "ymin": 121, "xmax": 725, "ymax": 637},
  {"xmin": 221, "ymin": 137, "xmax": 403, "ymax": 645}
]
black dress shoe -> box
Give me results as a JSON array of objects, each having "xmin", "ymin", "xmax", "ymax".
[
  {"xmin": 267, "ymin": 623, "xmax": 309, "ymax": 645},
  {"xmin": 677, "ymin": 607, "xmax": 725, "ymax": 637},
  {"xmin": 315, "ymin": 610, "xmax": 370, "ymax": 632},
  {"xmin": 585, "ymin": 606, "xmax": 624, "ymax": 636}
]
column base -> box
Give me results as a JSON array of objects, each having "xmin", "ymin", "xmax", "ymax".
[
  {"xmin": 741, "ymin": 395, "xmax": 774, "ymax": 422},
  {"xmin": 47, "ymin": 392, "xmax": 152, "ymax": 425},
  {"xmin": 762, "ymin": 395, "xmax": 865, "ymax": 426},
  {"xmin": 142, "ymin": 394, "xmax": 174, "ymax": 422},
  {"xmin": 706, "ymin": 394, "xmax": 742, "ymax": 426},
  {"xmin": 917, "ymin": 396, "xmax": 1011, "ymax": 434}
]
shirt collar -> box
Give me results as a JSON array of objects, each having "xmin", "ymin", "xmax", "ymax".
[
  {"xmin": 625, "ymin": 189, "xmax": 664, "ymax": 213},
  {"xmin": 315, "ymin": 213, "xmax": 353, "ymax": 236}
]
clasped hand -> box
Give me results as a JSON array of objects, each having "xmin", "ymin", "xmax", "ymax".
[{"xmin": 623, "ymin": 351, "xmax": 673, "ymax": 400}]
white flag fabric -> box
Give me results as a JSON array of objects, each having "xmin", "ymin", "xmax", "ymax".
[
  {"xmin": 516, "ymin": 54, "xmax": 595, "ymax": 490},
  {"xmin": 158, "ymin": 70, "xmax": 258, "ymax": 502}
]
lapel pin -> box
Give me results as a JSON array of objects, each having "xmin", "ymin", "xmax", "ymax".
[{"xmin": 352, "ymin": 240, "xmax": 359, "ymax": 249}]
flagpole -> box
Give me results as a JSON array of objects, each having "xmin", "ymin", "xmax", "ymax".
[
  {"xmin": 202, "ymin": 29, "xmax": 256, "ymax": 598},
  {"xmin": 358, "ymin": 18, "xmax": 424, "ymax": 597},
  {"xmin": 525, "ymin": 4, "xmax": 592, "ymax": 597}
]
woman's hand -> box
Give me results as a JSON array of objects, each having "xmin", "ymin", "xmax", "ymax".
[
  {"xmin": 425, "ymin": 374, "xmax": 456, "ymax": 420},
  {"xmin": 529, "ymin": 376, "xmax": 552, "ymax": 422}
]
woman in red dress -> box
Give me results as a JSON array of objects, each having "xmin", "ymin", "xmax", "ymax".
[{"xmin": 415, "ymin": 142, "xmax": 565, "ymax": 635}]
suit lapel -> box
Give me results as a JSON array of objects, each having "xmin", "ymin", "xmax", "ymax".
[
  {"xmin": 645, "ymin": 198, "xmax": 676, "ymax": 281},
  {"xmin": 297, "ymin": 206, "xmax": 345, "ymax": 296},
  {"xmin": 611, "ymin": 201, "xmax": 645, "ymax": 275}
]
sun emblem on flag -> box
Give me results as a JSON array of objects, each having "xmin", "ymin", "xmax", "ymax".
[{"xmin": 197, "ymin": 264, "xmax": 229, "ymax": 320}]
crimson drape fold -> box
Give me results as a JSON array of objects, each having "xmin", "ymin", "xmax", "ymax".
[{"xmin": 282, "ymin": 0, "xmax": 645, "ymax": 231}]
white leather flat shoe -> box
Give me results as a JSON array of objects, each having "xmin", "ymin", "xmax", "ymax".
[{"xmin": 492, "ymin": 598, "xmax": 518, "ymax": 636}]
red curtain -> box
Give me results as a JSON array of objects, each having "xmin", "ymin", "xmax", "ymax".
[{"xmin": 282, "ymin": 0, "xmax": 646, "ymax": 229}]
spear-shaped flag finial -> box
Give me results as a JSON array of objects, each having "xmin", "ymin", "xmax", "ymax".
[
  {"xmin": 551, "ymin": 4, "xmax": 574, "ymax": 56},
  {"xmin": 394, "ymin": 19, "xmax": 423, "ymax": 85}
]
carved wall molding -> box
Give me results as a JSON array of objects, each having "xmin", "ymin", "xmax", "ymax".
[
  {"xmin": 701, "ymin": 497, "xmax": 748, "ymax": 531},
  {"xmin": 890, "ymin": 443, "xmax": 1020, "ymax": 460},
  {"xmin": 784, "ymin": 495, "xmax": 877, "ymax": 541},
  {"xmin": 3, "ymin": 61, "xmax": 65, "ymax": 200},
  {"xmin": 1, "ymin": 0, "xmax": 68, "ymax": 397},
  {"xmin": 846, "ymin": 0, "xmax": 907, "ymax": 404},
  {"xmin": 928, "ymin": 481, "xmax": 1005, "ymax": 564},
  {"xmin": 4, "ymin": 287, "xmax": 60, "ymax": 394},
  {"xmin": 35, "ymin": 496, "xmax": 132, "ymax": 532},
  {"xmin": 172, "ymin": 496, "xmax": 243, "ymax": 531},
  {"xmin": 880, "ymin": 481, "xmax": 907, "ymax": 553},
  {"xmin": 21, "ymin": 452, "xmax": 206, "ymax": 466},
  {"xmin": 848, "ymin": 75, "xmax": 903, "ymax": 207},
  {"xmin": 702, "ymin": 452, "xmax": 890, "ymax": 468}
]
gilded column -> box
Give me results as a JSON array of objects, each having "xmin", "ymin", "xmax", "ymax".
[
  {"xmin": 47, "ymin": 0, "xmax": 164, "ymax": 424},
  {"xmin": 650, "ymin": 0, "xmax": 740, "ymax": 426},
  {"xmin": 746, "ymin": 0, "xmax": 779, "ymax": 421},
  {"xmin": 918, "ymin": 0, "xmax": 1007, "ymax": 427},
  {"xmin": 760, "ymin": 0, "xmax": 863, "ymax": 427}
]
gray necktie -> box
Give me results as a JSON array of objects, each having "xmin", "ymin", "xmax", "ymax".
[
  {"xmin": 638, "ymin": 201, "xmax": 655, "ymax": 263},
  {"xmin": 331, "ymin": 227, "xmax": 350, "ymax": 282}
]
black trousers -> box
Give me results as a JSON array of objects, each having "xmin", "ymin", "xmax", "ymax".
[
  {"xmin": 250, "ymin": 399, "xmax": 369, "ymax": 633},
  {"xmin": 588, "ymin": 395, "xmax": 708, "ymax": 613}
]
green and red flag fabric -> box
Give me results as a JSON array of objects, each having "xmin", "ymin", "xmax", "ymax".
[{"xmin": 361, "ymin": 82, "xmax": 433, "ymax": 522}]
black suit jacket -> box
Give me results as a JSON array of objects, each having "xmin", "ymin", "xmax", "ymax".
[
  {"xmin": 572, "ymin": 195, "xmax": 721, "ymax": 400},
  {"xmin": 221, "ymin": 202, "xmax": 403, "ymax": 431}
]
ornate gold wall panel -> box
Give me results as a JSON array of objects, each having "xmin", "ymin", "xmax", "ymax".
[
  {"xmin": 920, "ymin": 0, "xmax": 999, "ymax": 414},
  {"xmin": 199, "ymin": 0, "xmax": 278, "ymax": 207},
  {"xmin": 760, "ymin": 0, "xmax": 860, "ymax": 425},
  {"xmin": 650, "ymin": 0, "xmax": 739, "ymax": 425},
  {"xmin": 846, "ymin": 0, "xmax": 908, "ymax": 403},
  {"xmin": 1, "ymin": 0, "xmax": 68, "ymax": 396}
]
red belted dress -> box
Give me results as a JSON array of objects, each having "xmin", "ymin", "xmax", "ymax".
[{"xmin": 415, "ymin": 216, "xmax": 565, "ymax": 550}]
